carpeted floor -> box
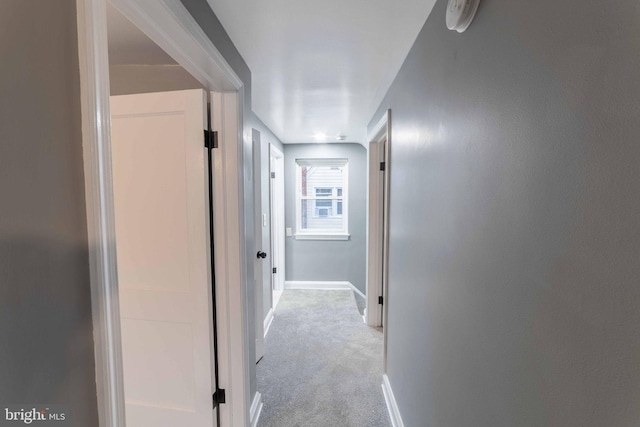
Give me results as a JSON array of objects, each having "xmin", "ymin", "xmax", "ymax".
[
  {"xmin": 257, "ymin": 290, "xmax": 390, "ymax": 427},
  {"xmin": 354, "ymin": 293, "xmax": 367, "ymax": 316}
]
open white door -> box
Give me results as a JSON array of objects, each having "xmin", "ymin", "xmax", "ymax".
[
  {"xmin": 253, "ymin": 129, "xmax": 273, "ymax": 361},
  {"xmin": 111, "ymin": 89, "xmax": 218, "ymax": 427},
  {"xmin": 367, "ymin": 138, "xmax": 387, "ymax": 327},
  {"xmin": 269, "ymin": 145, "xmax": 285, "ymax": 297}
]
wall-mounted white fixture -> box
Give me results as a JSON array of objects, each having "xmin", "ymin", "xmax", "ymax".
[{"xmin": 446, "ymin": 0, "xmax": 480, "ymax": 33}]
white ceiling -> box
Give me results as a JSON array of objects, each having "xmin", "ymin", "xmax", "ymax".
[{"xmin": 206, "ymin": 0, "xmax": 437, "ymax": 144}]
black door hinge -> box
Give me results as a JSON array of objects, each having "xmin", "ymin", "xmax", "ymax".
[
  {"xmin": 380, "ymin": 162, "xmax": 386, "ymax": 171},
  {"xmin": 204, "ymin": 129, "xmax": 218, "ymax": 149},
  {"xmin": 378, "ymin": 296, "xmax": 384, "ymax": 305},
  {"xmin": 272, "ymin": 267, "xmax": 277, "ymax": 274},
  {"xmin": 212, "ymin": 388, "xmax": 226, "ymax": 407}
]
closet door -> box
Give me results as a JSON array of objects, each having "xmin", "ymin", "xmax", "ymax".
[{"xmin": 111, "ymin": 89, "xmax": 217, "ymax": 427}]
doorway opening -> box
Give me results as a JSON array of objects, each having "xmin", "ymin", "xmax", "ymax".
[
  {"xmin": 252, "ymin": 133, "xmax": 285, "ymax": 362},
  {"xmin": 107, "ymin": 5, "xmax": 221, "ymax": 426},
  {"xmin": 78, "ymin": 1, "xmax": 249, "ymax": 425},
  {"xmin": 366, "ymin": 110, "xmax": 391, "ymax": 334}
]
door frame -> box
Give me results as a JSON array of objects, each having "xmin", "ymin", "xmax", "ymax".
[
  {"xmin": 252, "ymin": 129, "xmax": 266, "ymax": 362},
  {"xmin": 269, "ymin": 144, "xmax": 285, "ymax": 294},
  {"xmin": 76, "ymin": 1, "xmax": 249, "ymax": 426},
  {"xmin": 366, "ymin": 110, "xmax": 391, "ymax": 335}
]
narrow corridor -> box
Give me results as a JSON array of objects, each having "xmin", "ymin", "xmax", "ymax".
[{"xmin": 257, "ymin": 290, "xmax": 389, "ymax": 427}]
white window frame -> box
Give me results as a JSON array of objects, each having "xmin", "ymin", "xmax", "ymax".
[
  {"xmin": 313, "ymin": 187, "xmax": 342, "ymax": 218},
  {"xmin": 295, "ymin": 159, "xmax": 349, "ymax": 240}
]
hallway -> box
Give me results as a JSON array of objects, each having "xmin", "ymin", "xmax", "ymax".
[{"xmin": 257, "ymin": 290, "xmax": 389, "ymax": 427}]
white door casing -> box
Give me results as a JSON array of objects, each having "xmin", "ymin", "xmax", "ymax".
[
  {"xmin": 210, "ymin": 91, "xmax": 251, "ymax": 427},
  {"xmin": 111, "ymin": 89, "xmax": 217, "ymax": 427},
  {"xmin": 269, "ymin": 145, "xmax": 285, "ymax": 294},
  {"xmin": 80, "ymin": 0, "xmax": 252, "ymax": 425}
]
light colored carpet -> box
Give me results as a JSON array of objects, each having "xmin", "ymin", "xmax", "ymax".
[
  {"xmin": 257, "ymin": 290, "xmax": 390, "ymax": 427},
  {"xmin": 354, "ymin": 293, "xmax": 367, "ymax": 316}
]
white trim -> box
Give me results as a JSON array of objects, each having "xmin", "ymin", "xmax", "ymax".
[
  {"xmin": 270, "ymin": 144, "xmax": 284, "ymax": 158},
  {"xmin": 294, "ymin": 234, "xmax": 350, "ymax": 241},
  {"xmin": 211, "ymin": 91, "xmax": 249, "ymax": 427},
  {"xmin": 263, "ymin": 308, "xmax": 274, "ymax": 337},
  {"xmin": 272, "ymin": 289, "xmax": 284, "ymax": 310},
  {"xmin": 78, "ymin": 1, "xmax": 249, "ymax": 426},
  {"xmin": 269, "ymin": 144, "xmax": 286, "ymax": 293},
  {"xmin": 76, "ymin": 1, "xmax": 126, "ymax": 426},
  {"xmin": 350, "ymin": 283, "xmax": 366, "ymax": 299},
  {"xmin": 109, "ymin": 0, "xmax": 242, "ymax": 91},
  {"xmin": 368, "ymin": 107, "xmax": 392, "ymax": 145},
  {"xmin": 285, "ymin": 280, "xmax": 351, "ymax": 290},
  {"xmin": 284, "ymin": 281, "xmax": 365, "ymax": 299},
  {"xmin": 295, "ymin": 158, "xmax": 349, "ymax": 238},
  {"xmin": 382, "ymin": 374, "xmax": 405, "ymax": 427},
  {"xmin": 249, "ymin": 392, "xmax": 263, "ymax": 427}
]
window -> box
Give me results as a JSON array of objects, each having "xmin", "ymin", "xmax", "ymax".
[{"xmin": 295, "ymin": 159, "xmax": 348, "ymax": 239}]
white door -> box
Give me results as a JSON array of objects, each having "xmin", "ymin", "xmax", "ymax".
[
  {"xmin": 111, "ymin": 89, "xmax": 217, "ymax": 427},
  {"xmin": 367, "ymin": 139, "xmax": 386, "ymax": 327},
  {"xmin": 269, "ymin": 145, "xmax": 285, "ymax": 296},
  {"xmin": 253, "ymin": 130, "xmax": 271, "ymax": 361}
]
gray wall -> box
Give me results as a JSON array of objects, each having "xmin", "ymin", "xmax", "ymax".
[
  {"xmin": 0, "ymin": 2, "xmax": 99, "ymax": 426},
  {"xmin": 370, "ymin": 0, "xmax": 640, "ymax": 426},
  {"xmin": 284, "ymin": 144, "xmax": 367, "ymax": 294},
  {"xmin": 253, "ymin": 114, "xmax": 285, "ymax": 156}
]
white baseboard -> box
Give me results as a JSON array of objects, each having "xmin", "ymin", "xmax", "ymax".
[
  {"xmin": 382, "ymin": 374, "xmax": 405, "ymax": 427},
  {"xmin": 263, "ymin": 308, "xmax": 274, "ymax": 338},
  {"xmin": 350, "ymin": 283, "xmax": 366, "ymax": 299},
  {"xmin": 273, "ymin": 289, "xmax": 283, "ymax": 309},
  {"xmin": 285, "ymin": 280, "xmax": 351, "ymax": 290},
  {"xmin": 285, "ymin": 280, "xmax": 366, "ymax": 299},
  {"xmin": 249, "ymin": 391, "xmax": 263, "ymax": 427}
]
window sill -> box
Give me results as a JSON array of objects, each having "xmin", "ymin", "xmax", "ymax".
[{"xmin": 294, "ymin": 234, "xmax": 350, "ymax": 241}]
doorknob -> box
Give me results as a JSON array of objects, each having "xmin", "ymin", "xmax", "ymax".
[{"xmin": 257, "ymin": 251, "xmax": 267, "ymax": 259}]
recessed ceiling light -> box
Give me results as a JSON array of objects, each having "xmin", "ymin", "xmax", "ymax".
[{"xmin": 313, "ymin": 132, "xmax": 327, "ymax": 142}]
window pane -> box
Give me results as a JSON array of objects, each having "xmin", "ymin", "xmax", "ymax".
[
  {"xmin": 297, "ymin": 160, "xmax": 347, "ymax": 234},
  {"xmin": 315, "ymin": 200, "xmax": 332, "ymax": 217},
  {"xmin": 315, "ymin": 187, "xmax": 332, "ymax": 197},
  {"xmin": 300, "ymin": 200, "xmax": 344, "ymax": 230},
  {"xmin": 300, "ymin": 165, "xmax": 343, "ymax": 198}
]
